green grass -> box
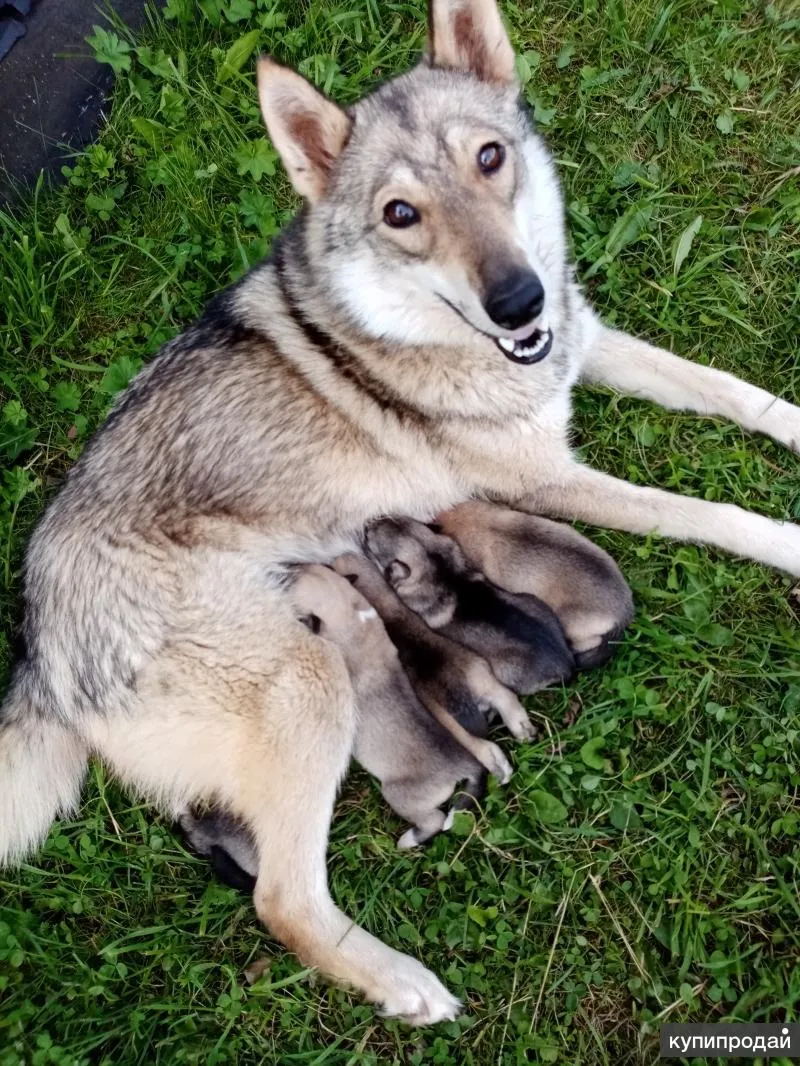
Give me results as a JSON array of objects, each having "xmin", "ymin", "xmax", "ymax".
[{"xmin": 1, "ymin": 0, "xmax": 799, "ymax": 1062}]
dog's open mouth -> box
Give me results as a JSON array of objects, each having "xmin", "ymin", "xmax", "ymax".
[{"xmin": 495, "ymin": 326, "xmax": 553, "ymax": 365}]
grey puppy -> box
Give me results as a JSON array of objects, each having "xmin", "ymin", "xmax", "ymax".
[
  {"xmin": 331, "ymin": 551, "xmax": 535, "ymax": 741},
  {"xmin": 436, "ymin": 501, "xmax": 634, "ymax": 668},
  {"xmin": 364, "ymin": 518, "xmax": 576, "ymax": 694},
  {"xmin": 291, "ymin": 564, "xmax": 510, "ymax": 847}
]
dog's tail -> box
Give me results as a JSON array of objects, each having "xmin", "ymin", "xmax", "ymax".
[{"xmin": 0, "ymin": 682, "xmax": 87, "ymax": 866}]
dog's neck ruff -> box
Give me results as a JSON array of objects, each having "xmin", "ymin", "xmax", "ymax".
[{"xmin": 272, "ymin": 234, "xmax": 434, "ymax": 429}]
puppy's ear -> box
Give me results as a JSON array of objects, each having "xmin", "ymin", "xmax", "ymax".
[
  {"xmin": 426, "ymin": 0, "xmax": 517, "ymax": 85},
  {"xmin": 299, "ymin": 613, "xmax": 323, "ymax": 634},
  {"xmin": 257, "ymin": 57, "xmax": 351, "ymax": 201},
  {"xmin": 421, "ymin": 523, "xmax": 470, "ymax": 574},
  {"xmin": 387, "ymin": 559, "xmax": 412, "ymax": 585}
]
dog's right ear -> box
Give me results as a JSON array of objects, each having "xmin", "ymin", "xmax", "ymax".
[
  {"xmin": 257, "ymin": 57, "xmax": 351, "ymax": 202},
  {"xmin": 426, "ymin": 0, "xmax": 517, "ymax": 85}
]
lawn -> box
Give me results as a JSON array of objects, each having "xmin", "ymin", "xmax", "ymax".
[{"xmin": 1, "ymin": 0, "xmax": 799, "ymax": 1063}]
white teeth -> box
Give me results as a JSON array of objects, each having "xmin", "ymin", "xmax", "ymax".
[
  {"xmin": 499, "ymin": 337, "xmax": 516, "ymax": 352},
  {"xmin": 517, "ymin": 331, "xmax": 549, "ymax": 357}
]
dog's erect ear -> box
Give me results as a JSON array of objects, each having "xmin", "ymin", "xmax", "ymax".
[
  {"xmin": 426, "ymin": 0, "xmax": 517, "ymax": 85},
  {"xmin": 257, "ymin": 57, "xmax": 351, "ymax": 201}
]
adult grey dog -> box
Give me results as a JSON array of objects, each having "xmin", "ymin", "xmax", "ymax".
[{"xmin": 1, "ymin": 0, "xmax": 798, "ymax": 1025}]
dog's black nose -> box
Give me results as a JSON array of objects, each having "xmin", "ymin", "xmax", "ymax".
[{"xmin": 484, "ymin": 271, "xmax": 545, "ymax": 331}]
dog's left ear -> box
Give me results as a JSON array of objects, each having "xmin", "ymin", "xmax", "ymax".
[
  {"xmin": 257, "ymin": 57, "xmax": 352, "ymax": 202},
  {"xmin": 426, "ymin": 0, "xmax": 517, "ymax": 85}
]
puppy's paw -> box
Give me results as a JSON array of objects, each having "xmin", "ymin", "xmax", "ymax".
[
  {"xmin": 397, "ymin": 827, "xmax": 423, "ymax": 849},
  {"xmin": 486, "ymin": 742, "xmax": 513, "ymax": 784},
  {"xmin": 505, "ymin": 712, "xmax": 537, "ymax": 742},
  {"xmin": 376, "ymin": 956, "xmax": 461, "ymax": 1026},
  {"xmin": 493, "ymin": 690, "xmax": 537, "ymax": 741}
]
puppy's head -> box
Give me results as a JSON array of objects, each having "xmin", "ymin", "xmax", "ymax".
[
  {"xmin": 364, "ymin": 518, "xmax": 468, "ymax": 626},
  {"xmin": 288, "ymin": 564, "xmax": 388, "ymax": 667}
]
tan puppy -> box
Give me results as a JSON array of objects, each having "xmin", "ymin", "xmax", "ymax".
[{"xmin": 436, "ymin": 502, "xmax": 634, "ymax": 667}]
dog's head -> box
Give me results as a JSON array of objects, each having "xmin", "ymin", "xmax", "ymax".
[{"xmin": 257, "ymin": 0, "xmax": 568, "ymax": 367}]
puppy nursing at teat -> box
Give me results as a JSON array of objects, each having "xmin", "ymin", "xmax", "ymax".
[{"xmin": 183, "ymin": 505, "xmax": 634, "ymax": 890}]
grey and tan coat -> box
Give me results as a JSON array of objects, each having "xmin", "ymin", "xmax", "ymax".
[{"xmin": 2, "ymin": 0, "xmax": 799, "ymax": 1026}]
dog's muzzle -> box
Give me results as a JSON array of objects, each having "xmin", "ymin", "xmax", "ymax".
[{"xmin": 484, "ymin": 269, "xmax": 553, "ymax": 365}]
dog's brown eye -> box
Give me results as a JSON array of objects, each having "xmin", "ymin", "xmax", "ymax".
[
  {"xmin": 301, "ymin": 613, "xmax": 322, "ymax": 634},
  {"xmin": 383, "ymin": 200, "xmax": 420, "ymax": 228},
  {"xmin": 478, "ymin": 142, "xmax": 505, "ymax": 174}
]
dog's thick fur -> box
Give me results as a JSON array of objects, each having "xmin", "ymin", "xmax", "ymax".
[{"xmin": 2, "ymin": 0, "xmax": 799, "ymax": 1024}]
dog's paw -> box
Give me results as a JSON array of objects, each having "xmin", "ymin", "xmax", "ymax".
[
  {"xmin": 777, "ymin": 401, "xmax": 800, "ymax": 456},
  {"xmin": 771, "ymin": 521, "xmax": 800, "ymax": 578},
  {"xmin": 377, "ymin": 956, "xmax": 461, "ymax": 1026},
  {"xmin": 493, "ymin": 691, "xmax": 537, "ymax": 741},
  {"xmin": 396, "ymin": 827, "xmax": 423, "ymax": 849}
]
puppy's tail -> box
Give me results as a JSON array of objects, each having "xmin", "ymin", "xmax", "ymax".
[{"xmin": 0, "ymin": 682, "xmax": 87, "ymax": 867}]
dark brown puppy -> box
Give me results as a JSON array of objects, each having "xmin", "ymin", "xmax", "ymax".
[
  {"xmin": 436, "ymin": 502, "xmax": 634, "ymax": 668},
  {"xmin": 332, "ymin": 552, "xmax": 535, "ymax": 740},
  {"xmin": 364, "ymin": 518, "xmax": 576, "ymax": 693}
]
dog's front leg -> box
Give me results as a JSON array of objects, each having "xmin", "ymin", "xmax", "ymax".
[
  {"xmin": 520, "ymin": 462, "xmax": 800, "ymax": 577},
  {"xmin": 581, "ymin": 325, "xmax": 800, "ymax": 455}
]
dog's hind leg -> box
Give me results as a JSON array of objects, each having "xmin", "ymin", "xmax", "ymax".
[
  {"xmin": 582, "ymin": 325, "xmax": 800, "ymax": 455},
  {"xmin": 246, "ymin": 685, "xmax": 458, "ymax": 1025},
  {"xmin": 84, "ymin": 610, "xmax": 459, "ymax": 1026}
]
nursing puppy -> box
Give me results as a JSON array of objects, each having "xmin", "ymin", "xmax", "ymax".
[
  {"xmin": 180, "ymin": 807, "xmax": 259, "ymax": 892},
  {"xmin": 436, "ymin": 502, "xmax": 634, "ymax": 668},
  {"xmin": 365, "ymin": 518, "xmax": 576, "ymax": 694},
  {"xmin": 291, "ymin": 564, "xmax": 510, "ymax": 846},
  {"xmin": 332, "ymin": 552, "xmax": 534, "ymax": 740}
]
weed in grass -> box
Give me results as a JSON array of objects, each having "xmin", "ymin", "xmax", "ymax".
[{"xmin": 1, "ymin": 0, "xmax": 799, "ymax": 1063}]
